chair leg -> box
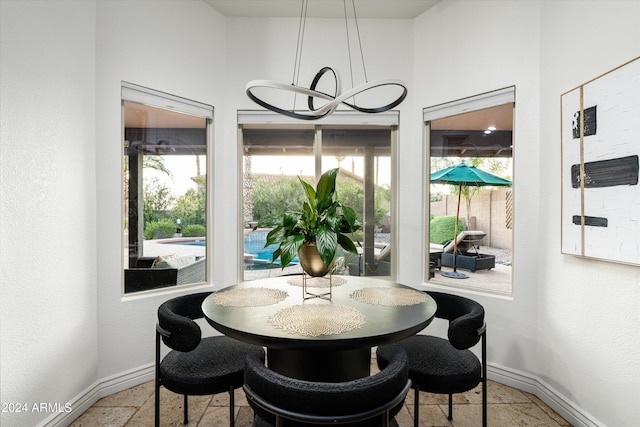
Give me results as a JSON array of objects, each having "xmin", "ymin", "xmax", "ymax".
[
  {"xmin": 183, "ymin": 394, "xmax": 188, "ymax": 424},
  {"xmin": 413, "ymin": 384, "xmax": 419, "ymax": 427},
  {"xmin": 482, "ymin": 381, "xmax": 487, "ymax": 427},
  {"xmin": 229, "ymin": 385, "xmax": 235, "ymax": 427},
  {"xmin": 448, "ymin": 393, "xmax": 453, "ymax": 420},
  {"xmin": 482, "ymin": 330, "xmax": 487, "ymax": 427},
  {"xmin": 155, "ymin": 333, "xmax": 161, "ymax": 427},
  {"xmin": 154, "ymin": 380, "xmax": 160, "ymax": 427}
]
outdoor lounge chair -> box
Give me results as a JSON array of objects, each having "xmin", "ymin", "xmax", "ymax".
[
  {"xmin": 439, "ymin": 230, "xmax": 495, "ymax": 272},
  {"xmin": 125, "ymin": 256, "xmax": 206, "ymax": 293}
]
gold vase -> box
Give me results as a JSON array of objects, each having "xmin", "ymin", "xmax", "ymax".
[{"xmin": 298, "ymin": 243, "xmax": 335, "ymax": 277}]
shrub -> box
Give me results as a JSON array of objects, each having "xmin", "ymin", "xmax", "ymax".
[
  {"xmin": 430, "ymin": 215, "xmax": 464, "ymax": 244},
  {"xmin": 144, "ymin": 219, "xmax": 176, "ymax": 240},
  {"xmin": 182, "ymin": 224, "xmax": 205, "ymax": 237}
]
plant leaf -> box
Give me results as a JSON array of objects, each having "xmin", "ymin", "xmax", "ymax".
[
  {"xmin": 271, "ymin": 247, "xmax": 282, "ymax": 263},
  {"xmin": 326, "ymin": 214, "xmax": 342, "ymax": 232},
  {"xmin": 279, "ymin": 234, "xmax": 305, "ymax": 268},
  {"xmin": 282, "ymin": 211, "xmax": 301, "ymax": 229},
  {"xmin": 337, "ymin": 233, "xmax": 358, "ymax": 254},
  {"xmin": 316, "ymin": 224, "xmax": 337, "ymax": 267},
  {"xmin": 315, "ymin": 168, "xmax": 338, "ymax": 210},
  {"xmin": 264, "ymin": 225, "xmax": 285, "ymax": 247},
  {"xmin": 299, "ymin": 177, "xmax": 316, "ymax": 210},
  {"xmin": 301, "ymin": 200, "xmax": 316, "ymax": 230},
  {"xmin": 340, "ymin": 204, "xmax": 358, "ymax": 227}
]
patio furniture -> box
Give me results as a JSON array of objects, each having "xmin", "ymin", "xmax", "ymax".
[
  {"xmin": 376, "ymin": 291, "xmax": 487, "ymax": 427},
  {"xmin": 125, "ymin": 255, "xmax": 206, "ymax": 293},
  {"xmin": 155, "ymin": 292, "xmax": 265, "ymax": 427},
  {"xmin": 440, "ymin": 230, "xmax": 495, "ymax": 272},
  {"xmin": 243, "ymin": 348, "xmax": 411, "ymax": 426}
]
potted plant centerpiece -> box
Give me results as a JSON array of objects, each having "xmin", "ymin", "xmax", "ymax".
[{"xmin": 254, "ymin": 168, "xmax": 362, "ymax": 277}]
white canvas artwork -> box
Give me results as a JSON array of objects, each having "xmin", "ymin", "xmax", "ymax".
[{"xmin": 561, "ymin": 57, "xmax": 640, "ymax": 266}]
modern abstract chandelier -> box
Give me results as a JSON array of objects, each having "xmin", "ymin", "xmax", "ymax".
[{"xmin": 245, "ymin": 0, "xmax": 407, "ymax": 120}]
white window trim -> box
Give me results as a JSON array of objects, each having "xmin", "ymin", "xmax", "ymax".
[
  {"xmin": 238, "ymin": 110, "xmax": 399, "ymax": 126},
  {"xmin": 122, "ymin": 81, "xmax": 213, "ymax": 119},
  {"xmin": 423, "ymin": 86, "xmax": 515, "ymax": 121},
  {"xmin": 422, "ymin": 86, "xmax": 515, "ymax": 294}
]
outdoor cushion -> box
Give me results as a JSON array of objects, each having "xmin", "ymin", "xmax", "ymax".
[{"xmin": 154, "ymin": 254, "xmax": 196, "ymax": 269}]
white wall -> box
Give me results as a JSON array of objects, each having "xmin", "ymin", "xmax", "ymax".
[
  {"xmin": 414, "ymin": 0, "xmax": 542, "ymax": 379},
  {"xmin": 537, "ymin": 1, "xmax": 640, "ymax": 426},
  {"xmin": 415, "ymin": 1, "xmax": 640, "ymax": 426},
  {"xmin": 0, "ymin": 2, "xmax": 98, "ymax": 427},
  {"xmin": 95, "ymin": 0, "xmax": 226, "ymax": 379}
]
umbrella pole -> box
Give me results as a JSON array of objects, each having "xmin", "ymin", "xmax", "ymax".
[{"xmin": 441, "ymin": 183, "xmax": 468, "ymax": 279}]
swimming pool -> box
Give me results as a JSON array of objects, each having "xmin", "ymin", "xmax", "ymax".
[
  {"xmin": 244, "ymin": 230, "xmax": 299, "ymax": 269},
  {"xmin": 172, "ymin": 232, "xmax": 298, "ymax": 269}
]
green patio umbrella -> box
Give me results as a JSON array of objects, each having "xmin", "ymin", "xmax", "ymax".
[{"xmin": 430, "ymin": 162, "xmax": 512, "ymax": 279}]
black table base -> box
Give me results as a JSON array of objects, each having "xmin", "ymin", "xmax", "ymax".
[{"xmin": 267, "ymin": 347, "xmax": 371, "ymax": 382}]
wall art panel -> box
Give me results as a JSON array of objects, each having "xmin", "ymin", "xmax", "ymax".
[{"xmin": 561, "ymin": 56, "xmax": 640, "ymax": 265}]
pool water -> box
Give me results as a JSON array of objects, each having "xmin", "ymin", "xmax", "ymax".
[
  {"xmin": 244, "ymin": 232, "xmax": 298, "ymax": 269},
  {"xmin": 175, "ymin": 232, "xmax": 298, "ymax": 269}
]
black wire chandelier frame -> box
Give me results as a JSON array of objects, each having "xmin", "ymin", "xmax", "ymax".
[{"xmin": 245, "ymin": 0, "xmax": 408, "ymax": 120}]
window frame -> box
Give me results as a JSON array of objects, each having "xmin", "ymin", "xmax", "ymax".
[
  {"xmin": 237, "ymin": 110, "xmax": 399, "ymax": 281},
  {"xmin": 423, "ymin": 87, "xmax": 515, "ymax": 295},
  {"xmin": 121, "ymin": 82, "xmax": 213, "ymax": 296}
]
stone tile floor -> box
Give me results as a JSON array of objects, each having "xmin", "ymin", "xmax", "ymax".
[{"xmin": 71, "ymin": 357, "xmax": 572, "ymax": 426}]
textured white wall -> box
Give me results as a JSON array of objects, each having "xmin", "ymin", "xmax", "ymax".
[
  {"xmin": 0, "ymin": 2, "xmax": 98, "ymax": 426},
  {"xmin": 94, "ymin": 0, "xmax": 226, "ymax": 379},
  {"xmin": 414, "ymin": 0, "xmax": 542, "ymax": 373},
  {"xmin": 537, "ymin": 1, "xmax": 640, "ymax": 426}
]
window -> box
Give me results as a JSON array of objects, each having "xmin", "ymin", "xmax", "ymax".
[
  {"xmin": 122, "ymin": 82, "xmax": 212, "ymax": 294},
  {"xmin": 239, "ymin": 111, "xmax": 397, "ymax": 281},
  {"xmin": 425, "ymin": 87, "xmax": 514, "ymax": 294}
]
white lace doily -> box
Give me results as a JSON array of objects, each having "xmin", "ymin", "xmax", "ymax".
[
  {"xmin": 350, "ymin": 287, "xmax": 429, "ymax": 306},
  {"xmin": 268, "ymin": 304, "xmax": 365, "ymax": 337},
  {"xmin": 213, "ymin": 287, "xmax": 288, "ymax": 307}
]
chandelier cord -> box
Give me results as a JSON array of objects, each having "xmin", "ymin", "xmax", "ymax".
[
  {"xmin": 292, "ymin": 0, "xmax": 309, "ymax": 110},
  {"xmin": 343, "ymin": 0, "xmax": 355, "ymax": 91},
  {"xmin": 351, "ymin": 0, "xmax": 368, "ymax": 83}
]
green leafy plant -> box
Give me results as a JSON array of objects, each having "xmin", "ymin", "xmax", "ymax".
[
  {"xmin": 144, "ymin": 219, "xmax": 176, "ymax": 240},
  {"xmin": 254, "ymin": 168, "xmax": 362, "ymax": 269},
  {"xmin": 182, "ymin": 224, "xmax": 205, "ymax": 237},
  {"xmin": 430, "ymin": 215, "xmax": 465, "ymax": 244}
]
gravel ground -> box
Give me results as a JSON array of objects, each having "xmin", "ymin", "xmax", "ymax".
[{"xmin": 478, "ymin": 246, "xmax": 512, "ymax": 266}]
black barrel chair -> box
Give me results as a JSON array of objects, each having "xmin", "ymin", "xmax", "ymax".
[
  {"xmin": 376, "ymin": 291, "xmax": 486, "ymax": 427},
  {"xmin": 155, "ymin": 292, "xmax": 265, "ymax": 427},
  {"xmin": 243, "ymin": 349, "xmax": 411, "ymax": 426}
]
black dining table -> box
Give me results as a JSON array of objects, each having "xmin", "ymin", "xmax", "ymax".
[{"xmin": 202, "ymin": 275, "xmax": 436, "ymax": 382}]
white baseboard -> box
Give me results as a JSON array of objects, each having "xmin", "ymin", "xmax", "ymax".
[
  {"xmin": 38, "ymin": 363, "xmax": 155, "ymax": 427},
  {"xmin": 40, "ymin": 360, "xmax": 601, "ymax": 427},
  {"xmin": 487, "ymin": 362, "xmax": 602, "ymax": 427}
]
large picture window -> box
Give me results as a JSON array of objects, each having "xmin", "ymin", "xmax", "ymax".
[
  {"xmin": 240, "ymin": 112, "xmax": 397, "ymax": 281},
  {"xmin": 122, "ymin": 83, "xmax": 212, "ymax": 294},
  {"xmin": 425, "ymin": 87, "xmax": 514, "ymax": 294}
]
